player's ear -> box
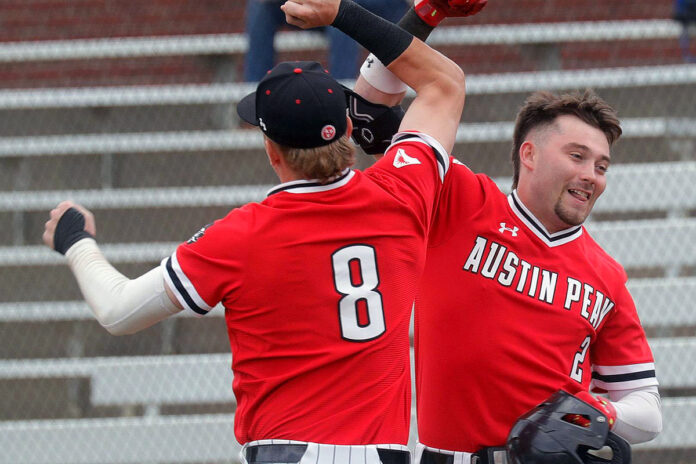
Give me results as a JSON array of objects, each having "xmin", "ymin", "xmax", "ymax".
[
  {"xmin": 519, "ymin": 140, "xmax": 536, "ymax": 172},
  {"xmin": 345, "ymin": 115, "xmax": 353, "ymax": 139},
  {"xmin": 264, "ymin": 137, "xmax": 282, "ymax": 167}
]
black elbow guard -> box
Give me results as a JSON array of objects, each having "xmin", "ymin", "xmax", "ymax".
[{"xmin": 344, "ymin": 88, "xmax": 405, "ymax": 155}]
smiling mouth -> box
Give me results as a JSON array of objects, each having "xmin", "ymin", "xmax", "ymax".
[{"xmin": 568, "ymin": 189, "xmax": 590, "ymax": 201}]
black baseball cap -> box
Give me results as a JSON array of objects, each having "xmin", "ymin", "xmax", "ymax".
[{"xmin": 237, "ymin": 61, "xmax": 348, "ymax": 149}]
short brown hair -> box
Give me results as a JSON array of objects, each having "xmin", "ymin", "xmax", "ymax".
[
  {"xmin": 275, "ymin": 134, "xmax": 356, "ymax": 184},
  {"xmin": 510, "ymin": 90, "xmax": 622, "ymax": 189}
]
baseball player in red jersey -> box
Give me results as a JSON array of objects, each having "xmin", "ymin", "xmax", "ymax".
[
  {"xmin": 353, "ymin": 2, "xmax": 662, "ymax": 463},
  {"xmin": 42, "ymin": 0, "xmax": 466, "ymax": 462},
  {"xmin": 412, "ymin": 92, "xmax": 662, "ymax": 464}
]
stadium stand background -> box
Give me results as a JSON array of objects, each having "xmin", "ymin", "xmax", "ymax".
[{"xmin": 0, "ymin": 0, "xmax": 695, "ymax": 463}]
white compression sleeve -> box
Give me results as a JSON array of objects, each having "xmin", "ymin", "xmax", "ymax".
[
  {"xmin": 65, "ymin": 238, "xmax": 182, "ymax": 335},
  {"xmin": 360, "ymin": 53, "xmax": 409, "ymax": 94},
  {"xmin": 608, "ymin": 386, "xmax": 663, "ymax": 444}
]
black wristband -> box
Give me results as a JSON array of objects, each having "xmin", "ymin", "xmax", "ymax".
[
  {"xmin": 332, "ymin": 0, "xmax": 413, "ymax": 67},
  {"xmin": 397, "ymin": 7, "xmax": 435, "ymax": 42},
  {"xmin": 54, "ymin": 207, "xmax": 94, "ymax": 255}
]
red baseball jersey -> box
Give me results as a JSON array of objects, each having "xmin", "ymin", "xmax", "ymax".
[
  {"xmin": 162, "ymin": 133, "xmax": 449, "ymax": 445},
  {"xmin": 414, "ymin": 161, "xmax": 658, "ymax": 452}
]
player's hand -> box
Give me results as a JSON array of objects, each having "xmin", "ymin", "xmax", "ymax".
[
  {"xmin": 43, "ymin": 201, "xmax": 96, "ymax": 254},
  {"xmin": 282, "ymin": 0, "xmax": 341, "ymax": 29},
  {"xmin": 414, "ymin": 0, "xmax": 488, "ymax": 26},
  {"xmin": 569, "ymin": 391, "xmax": 617, "ymax": 429}
]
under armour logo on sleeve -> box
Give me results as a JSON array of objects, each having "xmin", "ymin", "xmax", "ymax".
[{"xmin": 499, "ymin": 222, "xmax": 519, "ymax": 237}]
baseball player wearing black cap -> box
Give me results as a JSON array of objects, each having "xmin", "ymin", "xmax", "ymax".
[{"xmin": 43, "ymin": 0, "xmax": 467, "ymax": 462}]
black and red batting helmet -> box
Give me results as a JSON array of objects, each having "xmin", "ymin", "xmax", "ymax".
[{"xmin": 506, "ymin": 390, "xmax": 631, "ymax": 464}]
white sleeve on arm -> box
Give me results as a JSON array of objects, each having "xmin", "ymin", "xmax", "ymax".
[
  {"xmin": 66, "ymin": 238, "xmax": 182, "ymax": 335},
  {"xmin": 608, "ymin": 385, "xmax": 663, "ymax": 444},
  {"xmin": 360, "ymin": 53, "xmax": 409, "ymax": 94}
]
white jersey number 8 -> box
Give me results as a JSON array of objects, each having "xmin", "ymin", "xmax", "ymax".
[{"xmin": 332, "ymin": 245, "xmax": 386, "ymax": 342}]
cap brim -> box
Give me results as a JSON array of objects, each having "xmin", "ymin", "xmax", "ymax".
[{"xmin": 237, "ymin": 91, "xmax": 259, "ymax": 126}]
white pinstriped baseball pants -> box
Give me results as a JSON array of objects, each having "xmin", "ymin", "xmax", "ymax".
[{"xmin": 242, "ymin": 440, "xmax": 411, "ymax": 464}]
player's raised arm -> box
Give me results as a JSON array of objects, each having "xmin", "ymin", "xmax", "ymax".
[
  {"xmin": 349, "ymin": 0, "xmax": 487, "ymax": 157},
  {"xmin": 43, "ymin": 201, "xmax": 183, "ymax": 335},
  {"xmin": 354, "ymin": 0, "xmax": 487, "ymax": 107},
  {"xmin": 282, "ymin": 0, "xmax": 465, "ymax": 154}
]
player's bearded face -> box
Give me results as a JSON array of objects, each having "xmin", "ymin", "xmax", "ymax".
[{"xmin": 533, "ymin": 115, "xmax": 610, "ymax": 231}]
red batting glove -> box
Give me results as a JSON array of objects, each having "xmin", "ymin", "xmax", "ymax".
[
  {"xmin": 572, "ymin": 391, "xmax": 618, "ymax": 429},
  {"xmin": 414, "ymin": 0, "xmax": 488, "ymax": 27}
]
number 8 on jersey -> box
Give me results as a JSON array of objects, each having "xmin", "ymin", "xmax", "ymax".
[{"xmin": 332, "ymin": 244, "xmax": 386, "ymax": 342}]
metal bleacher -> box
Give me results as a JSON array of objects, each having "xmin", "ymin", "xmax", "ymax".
[
  {"xmin": 0, "ymin": 19, "xmax": 683, "ymax": 63},
  {"xmin": 1, "ymin": 5, "xmax": 695, "ymax": 464}
]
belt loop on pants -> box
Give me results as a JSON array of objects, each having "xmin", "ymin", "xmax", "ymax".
[{"xmin": 244, "ymin": 441, "xmax": 411, "ymax": 464}]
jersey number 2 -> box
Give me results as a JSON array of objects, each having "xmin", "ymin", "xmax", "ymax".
[
  {"xmin": 570, "ymin": 336, "xmax": 591, "ymax": 383},
  {"xmin": 332, "ymin": 245, "xmax": 386, "ymax": 342}
]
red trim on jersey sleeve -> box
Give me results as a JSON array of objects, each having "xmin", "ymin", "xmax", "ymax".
[{"xmin": 590, "ymin": 283, "xmax": 658, "ymax": 391}]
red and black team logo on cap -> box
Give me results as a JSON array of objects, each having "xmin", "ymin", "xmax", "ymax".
[{"xmin": 321, "ymin": 125, "xmax": 336, "ymax": 141}]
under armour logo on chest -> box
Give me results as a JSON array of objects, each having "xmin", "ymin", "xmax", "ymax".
[{"xmin": 499, "ymin": 222, "xmax": 519, "ymax": 237}]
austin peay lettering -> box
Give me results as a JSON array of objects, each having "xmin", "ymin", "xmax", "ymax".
[{"xmin": 463, "ymin": 236, "xmax": 614, "ymax": 328}]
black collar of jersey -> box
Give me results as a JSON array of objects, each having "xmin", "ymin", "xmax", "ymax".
[
  {"xmin": 508, "ymin": 189, "xmax": 584, "ymax": 247},
  {"xmin": 266, "ymin": 169, "xmax": 354, "ymax": 197}
]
